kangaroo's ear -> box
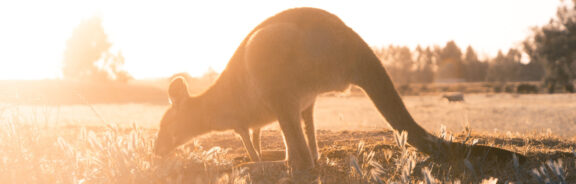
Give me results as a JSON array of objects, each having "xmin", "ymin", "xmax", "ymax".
[{"xmin": 168, "ymin": 77, "xmax": 190, "ymax": 105}]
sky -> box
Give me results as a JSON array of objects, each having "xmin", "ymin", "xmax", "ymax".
[{"xmin": 0, "ymin": 0, "xmax": 561, "ymax": 80}]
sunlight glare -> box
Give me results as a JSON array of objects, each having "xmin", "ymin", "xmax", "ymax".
[{"xmin": 0, "ymin": 0, "xmax": 560, "ymax": 80}]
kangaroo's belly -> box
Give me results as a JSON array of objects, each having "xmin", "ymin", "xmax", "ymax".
[{"xmin": 232, "ymin": 90, "xmax": 317, "ymax": 130}]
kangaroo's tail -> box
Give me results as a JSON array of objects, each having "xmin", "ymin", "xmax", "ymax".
[
  {"xmin": 351, "ymin": 49, "xmax": 527, "ymax": 163},
  {"xmin": 351, "ymin": 51, "xmax": 440, "ymax": 155}
]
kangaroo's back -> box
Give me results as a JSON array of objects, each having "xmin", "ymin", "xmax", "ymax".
[{"xmin": 215, "ymin": 8, "xmax": 373, "ymax": 98}]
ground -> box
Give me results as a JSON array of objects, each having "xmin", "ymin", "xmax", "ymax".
[{"xmin": 0, "ymin": 93, "xmax": 575, "ymax": 183}]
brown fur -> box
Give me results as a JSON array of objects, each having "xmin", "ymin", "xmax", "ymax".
[{"xmin": 154, "ymin": 7, "xmax": 524, "ymax": 176}]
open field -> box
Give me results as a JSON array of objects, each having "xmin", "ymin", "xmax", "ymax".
[
  {"xmin": 4, "ymin": 93, "xmax": 576, "ymax": 136},
  {"xmin": 0, "ymin": 93, "xmax": 575, "ymax": 183}
]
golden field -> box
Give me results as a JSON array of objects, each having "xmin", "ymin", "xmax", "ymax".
[{"xmin": 0, "ymin": 93, "xmax": 575, "ymax": 183}]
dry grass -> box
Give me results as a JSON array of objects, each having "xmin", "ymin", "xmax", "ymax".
[
  {"xmin": 0, "ymin": 118, "xmax": 575, "ymax": 183},
  {"xmin": 0, "ymin": 93, "xmax": 575, "ymax": 183},
  {"xmin": 316, "ymin": 93, "xmax": 576, "ymax": 137},
  {"xmin": 0, "ymin": 120, "xmax": 241, "ymax": 183}
]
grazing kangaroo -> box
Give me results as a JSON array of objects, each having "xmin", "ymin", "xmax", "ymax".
[
  {"xmin": 155, "ymin": 7, "xmax": 524, "ymax": 177},
  {"xmin": 442, "ymin": 93, "xmax": 464, "ymax": 102}
]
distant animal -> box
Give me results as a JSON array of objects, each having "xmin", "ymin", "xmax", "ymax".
[
  {"xmin": 442, "ymin": 93, "xmax": 464, "ymax": 102},
  {"xmin": 516, "ymin": 84, "xmax": 539, "ymax": 94},
  {"xmin": 154, "ymin": 7, "xmax": 523, "ymax": 180}
]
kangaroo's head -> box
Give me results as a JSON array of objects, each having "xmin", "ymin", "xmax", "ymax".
[{"xmin": 154, "ymin": 77, "xmax": 208, "ymax": 156}]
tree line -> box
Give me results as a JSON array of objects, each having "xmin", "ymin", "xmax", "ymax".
[
  {"xmin": 373, "ymin": 42, "xmax": 545, "ymax": 85},
  {"xmin": 374, "ymin": 0, "xmax": 576, "ymax": 93}
]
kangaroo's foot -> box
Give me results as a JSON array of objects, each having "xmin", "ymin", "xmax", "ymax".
[{"xmin": 289, "ymin": 167, "xmax": 321, "ymax": 184}]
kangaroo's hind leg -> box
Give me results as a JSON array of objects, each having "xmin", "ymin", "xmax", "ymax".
[{"xmin": 272, "ymin": 101, "xmax": 315, "ymax": 173}]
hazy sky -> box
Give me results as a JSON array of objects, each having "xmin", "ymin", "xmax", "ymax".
[{"xmin": 0, "ymin": 0, "xmax": 560, "ymax": 79}]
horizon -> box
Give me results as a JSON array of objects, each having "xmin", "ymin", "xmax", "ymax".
[{"xmin": 0, "ymin": 0, "xmax": 560, "ymax": 80}]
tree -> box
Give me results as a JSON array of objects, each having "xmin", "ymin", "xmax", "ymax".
[
  {"xmin": 374, "ymin": 46, "xmax": 406, "ymax": 84},
  {"xmin": 436, "ymin": 41, "xmax": 464, "ymax": 82},
  {"xmin": 62, "ymin": 16, "xmax": 131, "ymax": 82},
  {"xmin": 380, "ymin": 46, "xmax": 415, "ymax": 84},
  {"xmin": 524, "ymin": 0, "xmax": 576, "ymax": 93},
  {"xmin": 517, "ymin": 59, "xmax": 545, "ymax": 81},
  {"xmin": 486, "ymin": 49, "xmax": 523, "ymax": 82},
  {"xmin": 462, "ymin": 46, "xmax": 488, "ymax": 82},
  {"xmin": 414, "ymin": 46, "xmax": 435, "ymax": 83}
]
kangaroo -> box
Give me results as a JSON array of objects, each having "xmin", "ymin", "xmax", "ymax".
[
  {"xmin": 442, "ymin": 93, "xmax": 464, "ymax": 102},
  {"xmin": 154, "ymin": 7, "xmax": 524, "ymax": 176}
]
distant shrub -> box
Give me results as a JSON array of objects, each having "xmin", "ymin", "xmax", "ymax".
[{"xmin": 516, "ymin": 84, "xmax": 539, "ymax": 94}]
